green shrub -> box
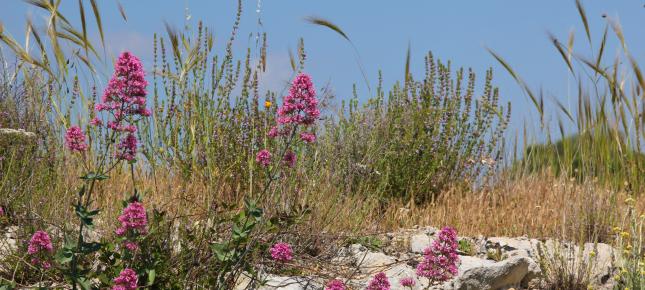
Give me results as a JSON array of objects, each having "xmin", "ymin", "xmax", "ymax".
[{"xmin": 320, "ymin": 54, "xmax": 510, "ymax": 202}]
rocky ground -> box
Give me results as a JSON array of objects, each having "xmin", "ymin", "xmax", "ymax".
[
  {"xmin": 238, "ymin": 226, "xmax": 618, "ymax": 290},
  {"xmin": 1, "ymin": 225, "xmax": 618, "ymax": 289}
]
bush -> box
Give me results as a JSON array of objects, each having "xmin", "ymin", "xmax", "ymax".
[{"xmin": 321, "ymin": 54, "xmax": 510, "ymax": 202}]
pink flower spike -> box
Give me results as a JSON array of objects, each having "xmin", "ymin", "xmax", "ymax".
[
  {"xmin": 299, "ymin": 132, "xmax": 316, "ymax": 143},
  {"xmin": 27, "ymin": 230, "xmax": 53, "ymax": 269},
  {"xmin": 116, "ymin": 201, "xmax": 148, "ymax": 236},
  {"xmin": 367, "ymin": 272, "xmax": 390, "ymax": 290},
  {"xmin": 267, "ymin": 126, "xmax": 280, "ymax": 138},
  {"xmin": 400, "ymin": 277, "xmax": 416, "ymax": 287},
  {"xmin": 116, "ymin": 133, "xmax": 138, "ymax": 161},
  {"xmin": 416, "ymin": 226, "xmax": 459, "ymax": 282},
  {"xmin": 28, "ymin": 230, "xmax": 53, "ymax": 255},
  {"xmin": 283, "ymin": 151, "xmax": 297, "ymax": 168},
  {"xmin": 276, "ymin": 73, "xmax": 319, "ymax": 126},
  {"xmin": 90, "ymin": 117, "xmax": 103, "ymax": 127},
  {"xmin": 325, "ymin": 279, "xmax": 346, "ymax": 290},
  {"xmin": 113, "ymin": 268, "xmax": 138, "ymax": 290},
  {"xmin": 256, "ymin": 149, "xmax": 272, "ymax": 167},
  {"xmin": 65, "ymin": 126, "xmax": 88, "ymax": 152},
  {"xmin": 269, "ymin": 242, "xmax": 293, "ymax": 262},
  {"xmin": 124, "ymin": 241, "xmax": 139, "ymax": 252}
]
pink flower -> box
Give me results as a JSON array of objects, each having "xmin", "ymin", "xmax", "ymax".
[
  {"xmin": 65, "ymin": 126, "xmax": 88, "ymax": 152},
  {"xmin": 116, "ymin": 201, "xmax": 148, "ymax": 236},
  {"xmin": 116, "ymin": 133, "xmax": 138, "ymax": 161},
  {"xmin": 267, "ymin": 126, "xmax": 280, "ymax": 138},
  {"xmin": 98, "ymin": 52, "xmax": 148, "ymax": 118},
  {"xmin": 283, "ymin": 151, "xmax": 297, "ymax": 168},
  {"xmin": 299, "ymin": 132, "xmax": 316, "ymax": 143},
  {"xmin": 400, "ymin": 277, "xmax": 416, "ymax": 287},
  {"xmin": 94, "ymin": 52, "xmax": 150, "ymax": 159},
  {"xmin": 113, "ymin": 268, "xmax": 138, "ymax": 290},
  {"xmin": 90, "ymin": 117, "xmax": 103, "ymax": 127},
  {"xmin": 256, "ymin": 149, "xmax": 272, "ymax": 167},
  {"xmin": 367, "ymin": 272, "xmax": 390, "ymax": 290},
  {"xmin": 140, "ymin": 108, "xmax": 151, "ymax": 117},
  {"xmin": 27, "ymin": 230, "xmax": 53, "ymax": 269},
  {"xmin": 269, "ymin": 242, "xmax": 293, "ymax": 262},
  {"xmin": 325, "ymin": 279, "xmax": 346, "ymax": 290},
  {"xmin": 416, "ymin": 226, "xmax": 459, "ymax": 282},
  {"xmin": 277, "ymin": 73, "xmax": 320, "ymax": 126},
  {"xmin": 28, "ymin": 231, "xmax": 53, "ymax": 255},
  {"xmin": 124, "ymin": 241, "xmax": 139, "ymax": 252}
]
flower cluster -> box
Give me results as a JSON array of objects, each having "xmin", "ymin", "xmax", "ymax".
[
  {"xmin": 65, "ymin": 126, "xmax": 88, "ymax": 152},
  {"xmin": 269, "ymin": 242, "xmax": 293, "ymax": 262},
  {"xmin": 115, "ymin": 133, "xmax": 138, "ymax": 161},
  {"xmin": 299, "ymin": 132, "xmax": 316, "ymax": 143},
  {"xmin": 96, "ymin": 51, "xmax": 149, "ymax": 119},
  {"xmin": 325, "ymin": 279, "xmax": 346, "ymax": 290},
  {"xmin": 116, "ymin": 201, "xmax": 148, "ymax": 251},
  {"xmin": 257, "ymin": 73, "xmax": 319, "ymax": 168},
  {"xmin": 276, "ymin": 73, "xmax": 320, "ymax": 126},
  {"xmin": 94, "ymin": 51, "xmax": 150, "ymax": 161},
  {"xmin": 282, "ymin": 150, "xmax": 296, "ymax": 168},
  {"xmin": 27, "ymin": 230, "xmax": 53, "ymax": 269},
  {"xmin": 367, "ymin": 272, "xmax": 391, "ymax": 290},
  {"xmin": 399, "ymin": 277, "xmax": 416, "ymax": 288},
  {"xmin": 113, "ymin": 268, "xmax": 138, "ymax": 290},
  {"xmin": 256, "ymin": 149, "xmax": 272, "ymax": 167},
  {"xmin": 416, "ymin": 226, "xmax": 459, "ymax": 282}
]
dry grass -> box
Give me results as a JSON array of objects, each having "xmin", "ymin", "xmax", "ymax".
[
  {"xmin": 381, "ymin": 173, "xmax": 641, "ymax": 242},
  {"xmin": 32, "ymin": 163, "xmax": 640, "ymax": 244}
]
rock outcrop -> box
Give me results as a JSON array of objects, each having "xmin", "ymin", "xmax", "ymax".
[{"xmin": 245, "ymin": 227, "xmax": 618, "ymax": 290}]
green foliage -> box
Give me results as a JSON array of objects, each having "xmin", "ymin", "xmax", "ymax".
[
  {"xmin": 535, "ymin": 241, "xmax": 594, "ymax": 290},
  {"xmin": 343, "ymin": 235, "xmax": 383, "ymax": 251},
  {"xmin": 322, "ymin": 54, "xmax": 510, "ymax": 202},
  {"xmin": 458, "ymin": 239, "xmax": 476, "ymax": 256},
  {"xmin": 520, "ymin": 131, "xmax": 645, "ymax": 188},
  {"xmin": 613, "ymin": 200, "xmax": 645, "ymax": 289},
  {"xmin": 493, "ymin": 1, "xmax": 645, "ymax": 192}
]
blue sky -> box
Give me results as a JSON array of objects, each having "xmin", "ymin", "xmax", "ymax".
[{"xmin": 2, "ymin": 0, "xmax": 644, "ymax": 139}]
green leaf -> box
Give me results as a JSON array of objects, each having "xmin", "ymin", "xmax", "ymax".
[
  {"xmin": 211, "ymin": 243, "xmax": 230, "ymax": 262},
  {"xmin": 80, "ymin": 172, "xmax": 109, "ymax": 181},
  {"xmin": 55, "ymin": 246, "xmax": 74, "ymax": 264},
  {"xmin": 146, "ymin": 269, "xmax": 156, "ymax": 285},
  {"xmin": 77, "ymin": 185, "xmax": 85, "ymax": 198},
  {"xmin": 75, "ymin": 204, "xmax": 100, "ymax": 226},
  {"xmin": 81, "ymin": 241, "xmax": 102, "ymax": 254},
  {"xmin": 77, "ymin": 277, "xmax": 92, "ymax": 290}
]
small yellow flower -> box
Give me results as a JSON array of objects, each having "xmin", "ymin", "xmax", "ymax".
[
  {"xmin": 264, "ymin": 100, "xmax": 272, "ymax": 108},
  {"xmin": 621, "ymin": 231, "xmax": 631, "ymax": 238},
  {"xmin": 626, "ymin": 244, "xmax": 632, "ymax": 251},
  {"xmin": 613, "ymin": 227, "xmax": 622, "ymax": 233},
  {"xmin": 625, "ymin": 197, "xmax": 635, "ymax": 204},
  {"xmin": 589, "ymin": 251, "xmax": 596, "ymax": 258}
]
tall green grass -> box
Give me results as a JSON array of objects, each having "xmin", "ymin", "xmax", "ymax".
[{"xmin": 492, "ymin": 0, "xmax": 645, "ymax": 192}]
